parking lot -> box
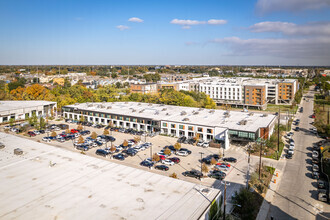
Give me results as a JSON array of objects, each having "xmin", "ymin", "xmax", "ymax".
[{"xmin": 1, "ymin": 120, "xmax": 261, "ymax": 190}]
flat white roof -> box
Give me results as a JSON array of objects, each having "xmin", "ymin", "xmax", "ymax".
[
  {"xmin": 0, "ymin": 133, "xmax": 218, "ymax": 219},
  {"xmin": 0, "ymin": 101, "xmax": 56, "ymax": 113},
  {"xmin": 65, "ymin": 102, "xmax": 276, "ymax": 132}
]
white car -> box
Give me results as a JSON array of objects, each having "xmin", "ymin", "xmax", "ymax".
[
  {"xmin": 162, "ymin": 159, "xmax": 174, "ymax": 166},
  {"xmin": 197, "ymin": 140, "xmax": 204, "ymax": 147},
  {"xmin": 288, "ymin": 149, "xmax": 294, "ymax": 155},
  {"xmin": 289, "ymin": 145, "xmax": 294, "ymax": 151},
  {"xmin": 176, "ymin": 151, "xmax": 188, "ymax": 156},
  {"xmin": 289, "ymin": 143, "xmax": 295, "ymax": 149},
  {"xmin": 42, "ymin": 137, "xmax": 51, "ymax": 142},
  {"xmin": 116, "ymin": 145, "xmax": 124, "ymax": 151},
  {"xmin": 11, "ymin": 127, "xmax": 18, "ymax": 132},
  {"xmin": 33, "ymin": 130, "xmax": 40, "ymax": 135},
  {"xmin": 313, "ymin": 164, "xmax": 319, "ymax": 172},
  {"xmin": 54, "ymin": 127, "xmax": 60, "ymax": 131},
  {"xmin": 312, "ymin": 151, "xmax": 319, "ymax": 158},
  {"xmin": 4, "ymin": 125, "xmax": 11, "ymax": 129},
  {"xmin": 202, "ymin": 142, "xmax": 209, "ymax": 148},
  {"xmin": 145, "ymin": 158, "xmax": 153, "ymax": 163},
  {"xmin": 215, "ymin": 164, "xmax": 229, "ymax": 171}
]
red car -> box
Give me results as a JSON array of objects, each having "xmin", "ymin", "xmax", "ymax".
[
  {"xmin": 216, "ymin": 162, "xmax": 231, "ymax": 168},
  {"xmin": 71, "ymin": 129, "xmax": 79, "ymax": 134},
  {"xmin": 27, "ymin": 131, "xmax": 36, "ymax": 137},
  {"xmin": 159, "ymin": 155, "xmax": 166, "ymax": 160},
  {"xmin": 168, "ymin": 157, "xmax": 180, "ymax": 164}
]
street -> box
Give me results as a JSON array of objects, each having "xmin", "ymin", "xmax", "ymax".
[{"xmin": 267, "ymin": 88, "xmax": 330, "ymax": 219}]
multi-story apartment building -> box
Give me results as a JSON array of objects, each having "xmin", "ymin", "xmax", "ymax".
[
  {"xmin": 62, "ymin": 102, "xmax": 277, "ymax": 149},
  {"xmin": 156, "ymin": 77, "xmax": 298, "ymax": 109}
]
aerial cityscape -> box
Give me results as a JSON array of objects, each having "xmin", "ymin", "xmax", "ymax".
[{"xmin": 0, "ymin": 0, "xmax": 329, "ymax": 220}]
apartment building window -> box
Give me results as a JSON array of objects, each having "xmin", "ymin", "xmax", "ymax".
[
  {"xmin": 112, "ymin": 115, "xmax": 116, "ymax": 119},
  {"xmin": 125, "ymin": 117, "xmax": 129, "ymax": 121},
  {"xmin": 106, "ymin": 114, "xmax": 110, "ymax": 118},
  {"xmin": 198, "ymin": 127, "xmax": 203, "ymax": 132},
  {"xmin": 89, "ymin": 112, "xmax": 93, "ymax": 116},
  {"xmin": 171, "ymin": 124, "xmax": 176, "ymax": 128},
  {"xmin": 188, "ymin": 126, "xmax": 193, "ymax": 131},
  {"xmin": 179, "ymin": 125, "xmax": 185, "ymax": 130},
  {"xmin": 100, "ymin": 114, "xmax": 104, "ymax": 118},
  {"xmin": 207, "ymin": 129, "xmax": 213, "ymax": 134},
  {"xmin": 95, "ymin": 113, "xmax": 99, "ymax": 117},
  {"xmin": 163, "ymin": 122, "xmax": 167, "ymax": 127},
  {"xmin": 132, "ymin": 118, "xmax": 137, "ymax": 122},
  {"xmin": 119, "ymin": 116, "xmax": 123, "ymax": 120}
]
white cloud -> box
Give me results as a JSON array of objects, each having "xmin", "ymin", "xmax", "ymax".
[
  {"xmin": 116, "ymin": 25, "xmax": 130, "ymax": 31},
  {"xmin": 207, "ymin": 19, "xmax": 227, "ymax": 25},
  {"xmin": 256, "ymin": 0, "xmax": 330, "ymax": 14},
  {"xmin": 128, "ymin": 17, "xmax": 143, "ymax": 23},
  {"xmin": 249, "ymin": 21, "xmax": 330, "ymax": 36},
  {"xmin": 211, "ymin": 36, "xmax": 330, "ymax": 60},
  {"xmin": 171, "ymin": 18, "xmax": 227, "ymax": 28}
]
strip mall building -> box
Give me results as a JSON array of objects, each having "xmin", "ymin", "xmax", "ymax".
[{"xmin": 63, "ymin": 102, "xmax": 277, "ymax": 149}]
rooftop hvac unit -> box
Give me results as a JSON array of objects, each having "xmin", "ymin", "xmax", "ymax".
[
  {"xmin": 162, "ymin": 108, "xmax": 167, "ymax": 111},
  {"xmin": 182, "ymin": 118, "xmax": 189, "ymax": 121},
  {"xmin": 262, "ymin": 114, "xmax": 268, "ymax": 117},
  {"xmin": 181, "ymin": 111, "xmax": 187, "ymax": 116},
  {"xmin": 239, "ymin": 120, "xmax": 247, "ymax": 125},
  {"xmin": 132, "ymin": 109, "xmax": 136, "ymax": 112},
  {"xmin": 107, "ymin": 106, "xmax": 112, "ymax": 109},
  {"xmin": 155, "ymin": 111, "xmax": 159, "ymax": 115},
  {"xmin": 166, "ymin": 113, "xmax": 170, "ymax": 116},
  {"xmin": 148, "ymin": 103, "xmax": 153, "ymax": 106},
  {"xmin": 209, "ymin": 109, "xmax": 215, "ymax": 113},
  {"xmin": 249, "ymin": 113, "xmax": 254, "ymax": 116},
  {"xmin": 199, "ymin": 108, "xmax": 204, "ymax": 111},
  {"xmin": 193, "ymin": 111, "xmax": 199, "ymax": 115},
  {"xmin": 139, "ymin": 109, "xmax": 145, "ymax": 113}
]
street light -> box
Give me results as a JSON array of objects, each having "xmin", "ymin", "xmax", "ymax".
[{"xmin": 199, "ymin": 152, "xmax": 204, "ymax": 180}]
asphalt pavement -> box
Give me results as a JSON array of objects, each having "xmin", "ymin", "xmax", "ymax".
[{"xmin": 266, "ymin": 88, "xmax": 330, "ymax": 220}]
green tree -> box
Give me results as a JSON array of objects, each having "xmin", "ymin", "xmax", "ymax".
[
  {"xmin": 174, "ymin": 142, "xmax": 181, "ymax": 151},
  {"xmin": 39, "ymin": 117, "xmax": 46, "ymax": 129},
  {"xmin": 91, "ymin": 132, "xmax": 97, "ymax": 140},
  {"xmin": 232, "ymin": 188, "xmax": 258, "ymax": 220}
]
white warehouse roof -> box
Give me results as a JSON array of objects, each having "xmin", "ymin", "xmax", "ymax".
[
  {"xmin": 0, "ymin": 100, "xmax": 56, "ymax": 113},
  {"xmin": 0, "ymin": 133, "xmax": 218, "ymax": 220},
  {"xmin": 65, "ymin": 102, "xmax": 277, "ymax": 132}
]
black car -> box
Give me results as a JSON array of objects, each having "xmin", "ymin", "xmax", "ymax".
[
  {"xmin": 155, "ymin": 165, "xmax": 169, "ymax": 171},
  {"xmin": 126, "ymin": 148, "xmax": 137, "ymax": 156},
  {"xmin": 186, "ymin": 138, "xmax": 196, "ymax": 145},
  {"xmin": 95, "ymin": 149, "xmax": 109, "ymax": 157},
  {"xmin": 317, "ymin": 180, "xmax": 326, "ymax": 189},
  {"xmin": 286, "ymin": 154, "xmax": 293, "ymax": 159},
  {"xmin": 140, "ymin": 161, "xmax": 153, "ymax": 168},
  {"xmin": 80, "ymin": 130, "xmax": 91, "ymax": 135},
  {"xmin": 113, "ymin": 153, "xmax": 125, "ymax": 160},
  {"xmin": 105, "ymin": 135, "xmax": 116, "ymax": 142},
  {"xmin": 202, "ymin": 157, "xmax": 212, "ymax": 165},
  {"xmin": 177, "ymin": 136, "xmax": 187, "ymax": 143},
  {"xmin": 183, "ymin": 170, "xmax": 203, "ymax": 179},
  {"xmin": 210, "ymin": 154, "xmax": 220, "ymax": 160},
  {"xmin": 39, "ymin": 130, "xmax": 45, "ymax": 134},
  {"xmin": 166, "ymin": 145, "xmax": 176, "ymax": 152},
  {"xmin": 209, "ymin": 172, "xmax": 226, "ymax": 180},
  {"xmin": 295, "ymin": 127, "xmax": 300, "ymax": 131},
  {"xmin": 180, "ymin": 148, "xmax": 192, "ymax": 155},
  {"xmin": 223, "ymin": 157, "xmax": 237, "ymax": 163}
]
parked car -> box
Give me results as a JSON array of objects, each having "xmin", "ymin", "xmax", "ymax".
[
  {"xmin": 140, "ymin": 160, "xmax": 153, "ymax": 168},
  {"xmin": 177, "ymin": 136, "xmax": 187, "ymax": 143},
  {"xmin": 214, "ymin": 164, "xmax": 229, "ymax": 171},
  {"xmin": 168, "ymin": 157, "xmax": 180, "ymax": 164},
  {"xmin": 288, "ymin": 149, "xmax": 294, "ymax": 155},
  {"xmin": 223, "ymin": 157, "xmax": 237, "ymax": 163},
  {"xmin": 155, "ymin": 165, "xmax": 169, "ymax": 171},
  {"xmin": 295, "ymin": 127, "xmax": 300, "ymax": 131},
  {"xmin": 312, "ymin": 151, "xmax": 319, "ymax": 158},
  {"xmin": 95, "ymin": 149, "xmax": 109, "ymax": 157},
  {"xmin": 176, "ymin": 151, "xmax": 188, "ymax": 156},
  {"xmin": 318, "ymin": 189, "xmax": 328, "ymax": 202},
  {"xmin": 216, "ymin": 162, "xmax": 230, "ymax": 168},
  {"xmin": 210, "ymin": 154, "xmax": 221, "ymax": 160},
  {"xmin": 208, "ymin": 171, "xmax": 226, "ymax": 180},
  {"xmin": 313, "ymin": 164, "xmax": 319, "ymax": 172},
  {"xmin": 162, "ymin": 159, "xmax": 175, "ymax": 166},
  {"xmin": 42, "ymin": 137, "xmax": 51, "ymax": 142},
  {"xmin": 183, "ymin": 170, "xmax": 203, "ymax": 179},
  {"xmin": 180, "ymin": 148, "xmax": 192, "ymax": 154},
  {"xmin": 76, "ymin": 145, "xmax": 89, "ymax": 151},
  {"xmin": 317, "ymin": 180, "xmax": 326, "ymax": 189},
  {"xmin": 27, "ymin": 131, "xmax": 36, "ymax": 137},
  {"xmin": 113, "ymin": 153, "xmax": 125, "ymax": 160},
  {"xmin": 197, "ymin": 140, "xmax": 204, "ymax": 147},
  {"xmin": 313, "ymin": 172, "xmax": 320, "ymax": 179},
  {"xmin": 202, "ymin": 142, "xmax": 210, "ymax": 148},
  {"xmin": 286, "ymin": 153, "xmax": 293, "ymax": 159},
  {"xmin": 202, "ymin": 157, "xmax": 212, "ymax": 165}
]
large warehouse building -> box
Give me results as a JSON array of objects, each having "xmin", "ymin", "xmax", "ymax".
[
  {"xmin": 63, "ymin": 102, "xmax": 277, "ymax": 149},
  {"xmin": 0, "ymin": 133, "xmax": 219, "ymax": 219},
  {"xmin": 0, "ymin": 101, "xmax": 57, "ymax": 123}
]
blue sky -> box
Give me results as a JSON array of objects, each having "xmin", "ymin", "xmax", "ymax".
[{"xmin": 0, "ymin": 0, "xmax": 329, "ymax": 65}]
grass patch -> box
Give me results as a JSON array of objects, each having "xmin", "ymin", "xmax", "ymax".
[{"xmin": 265, "ymin": 104, "xmax": 298, "ymax": 113}]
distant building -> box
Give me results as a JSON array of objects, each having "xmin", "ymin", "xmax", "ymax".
[
  {"xmin": 130, "ymin": 83, "xmax": 157, "ymax": 94},
  {"xmin": 53, "ymin": 78, "xmax": 65, "ymax": 86},
  {"xmin": 0, "ymin": 101, "xmax": 57, "ymax": 123}
]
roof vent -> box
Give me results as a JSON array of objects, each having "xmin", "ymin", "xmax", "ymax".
[
  {"xmin": 181, "ymin": 111, "xmax": 187, "ymax": 116},
  {"xmin": 249, "ymin": 112, "xmax": 254, "ymax": 116},
  {"xmin": 154, "ymin": 111, "xmax": 159, "ymax": 115},
  {"xmin": 209, "ymin": 109, "xmax": 215, "ymax": 113},
  {"xmin": 262, "ymin": 114, "xmax": 268, "ymax": 117},
  {"xmin": 166, "ymin": 113, "xmax": 170, "ymax": 116},
  {"xmin": 193, "ymin": 111, "xmax": 199, "ymax": 115},
  {"xmin": 139, "ymin": 109, "xmax": 145, "ymax": 113},
  {"xmin": 182, "ymin": 118, "xmax": 189, "ymax": 121},
  {"xmin": 107, "ymin": 106, "xmax": 112, "ymax": 109},
  {"xmin": 239, "ymin": 120, "xmax": 247, "ymax": 125},
  {"xmin": 162, "ymin": 108, "xmax": 167, "ymax": 111},
  {"xmin": 132, "ymin": 109, "xmax": 136, "ymax": 112}
]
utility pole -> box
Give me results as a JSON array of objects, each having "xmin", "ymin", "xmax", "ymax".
[
  {"xmin": 259, "ymin": 141, "xmax": 263, "ymax": 180},
  {"xmin": 277, "ymin": 107, "xmax": 280, "ymax": 160},
  {"xmin": 199, "ymin": 152, "xmax": 204, "ymax": 180},
  {"xmin": 223, "ymin": 180, "xmax": 227, "ymax": 220},
  {"xmin": 246, "ymin": 144, "xmax": 251, "ymax": 188}
]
